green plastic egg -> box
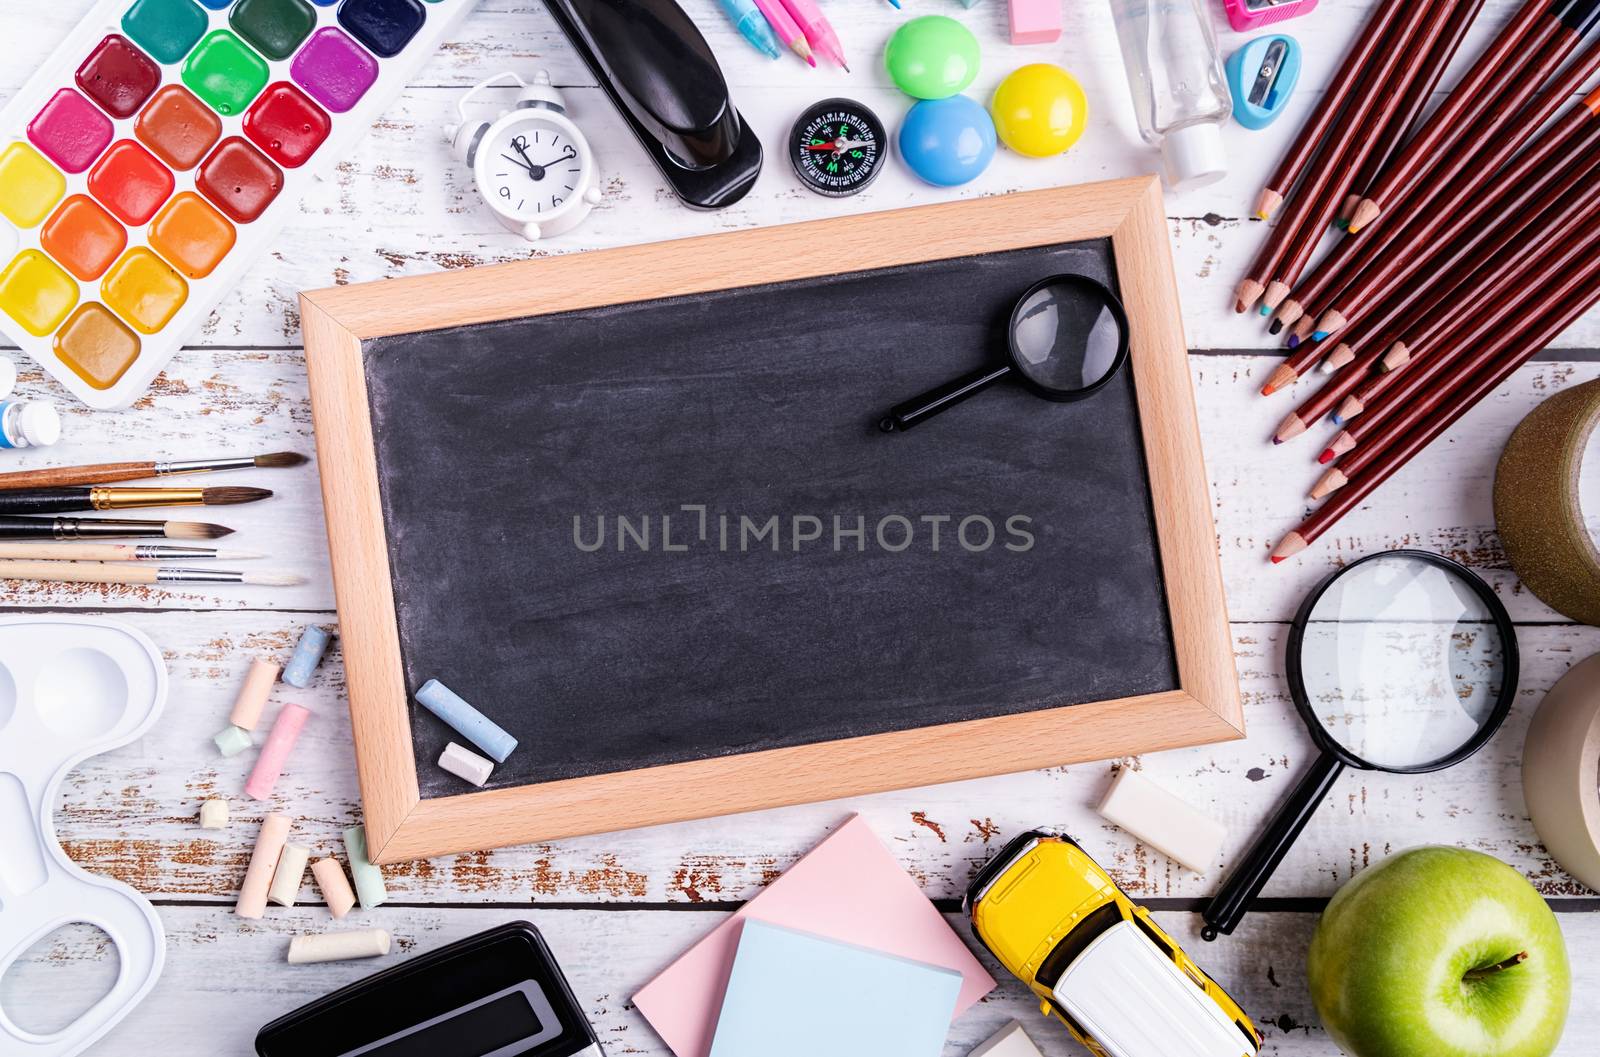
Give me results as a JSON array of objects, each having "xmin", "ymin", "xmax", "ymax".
[{"xmin": 884, "ymin": 16, "xmax": 980, "ymax": 100}]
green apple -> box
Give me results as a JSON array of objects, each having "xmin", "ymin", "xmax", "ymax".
[{"xmin": 1307, "ymin": 847, "xmax": 1569, "ymax": 1057}]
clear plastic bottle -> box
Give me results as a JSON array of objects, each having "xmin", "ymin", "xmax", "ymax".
[{"xmin": 1108, "ymin": 0, "xmax": 1232, "ymax": 189}]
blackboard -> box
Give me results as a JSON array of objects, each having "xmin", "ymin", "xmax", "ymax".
[
  {"xmin": 303, "ymin": 182, "xmax": 1242, "ymax": 859},
  {"xmin": 361, "ymin": 240, "xmax": 1177, "ymax": 796}
]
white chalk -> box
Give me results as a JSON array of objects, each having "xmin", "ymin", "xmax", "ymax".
[
  {"xmin": 311, "ymin": 856, "xmax": 356, "ymax": 919},
  {"xmin": 198, "ymin": 798, "xmax": 228, "ymax": 830},
  {"xmin": 268, "ymin": 843, "xmax": 311, "ymax": 907},
  {"xmin": 286, "ymin": 928, "xmax": 391, "ymax": 965},
  {"xmin": 438, "ymin": 741, "xmax": 494, "ymax": 787},
  {"xmin": 213, "ymin": 724, "xmax": 252, "ymax": 757},
  {"xmin": 415, "ymin": 678, "xmax": 517, "ymax": 763},
  {"xmin": 229, "ymin": 657, "xmax": 280, "ymax": 731},
  {"xmin": 344, "ymin": 824, "xmax": 388, "ymax": 909},
  {"xmin": 236, "ymin": 812, "xmax": 291, "ymax": 918},
  {"xmin": 1096, "ymin": 767, "xmax": 1227, "ymax": 874},
  {"xmin": 968, "ymin": 1021, "xmax": 1043, "ymax": 1057}
]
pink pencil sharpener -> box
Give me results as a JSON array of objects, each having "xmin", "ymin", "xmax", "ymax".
[{"xmin": 1222, "ymin": 0, "xmax": 1319, "ymax": 32}]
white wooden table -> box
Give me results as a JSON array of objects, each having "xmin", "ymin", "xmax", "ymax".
[{"xmin": 4, "ymin": 0, "xmax": 1599, "ymax": 1053}]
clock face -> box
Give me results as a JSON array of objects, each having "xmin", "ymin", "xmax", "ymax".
[{"xmin": 480, "ymin": 117, "xmax": 588, "ymax": 220}]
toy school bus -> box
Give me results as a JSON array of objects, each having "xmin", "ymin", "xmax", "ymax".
[{"xmin": 965, "ymin": 830, "xmax": 1261, "ymax": 1057}]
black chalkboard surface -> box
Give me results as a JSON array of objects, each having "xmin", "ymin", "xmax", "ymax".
[{"xmin": 361, "ymin": 239, "xmax": 1178, "ymax": 798}]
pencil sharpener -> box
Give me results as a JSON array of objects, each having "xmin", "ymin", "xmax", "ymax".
[
  {"xmin": 1221, "ymin": 0, "xmax": 1318, "ymax": 32},
  {"xmin": 1226, "ymin": 35, "xmax": 1301, "ymax": 131}
]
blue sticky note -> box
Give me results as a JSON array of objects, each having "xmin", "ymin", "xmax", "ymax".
[{"xmin": 708, "ymin": 921, "xmax": 962, "ymax": 1057}]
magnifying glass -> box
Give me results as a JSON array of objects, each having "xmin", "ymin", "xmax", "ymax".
[
  {"xmin": 878, "ymin": 274, "xmax": 1131, "ymax": 432},
  {"xmin": 1201, "ymin": 549, "xmax": 1518, "ymax": 940}
]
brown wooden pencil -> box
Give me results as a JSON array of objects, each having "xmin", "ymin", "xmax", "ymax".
[
  {"xmin": 1290, "ymin": 259, "xmax": 1600, "ymax": 544},
  {"xmin": 1270, "ymin": 323, "xmax": 1398, "ymax": 442},
  {"xmin": 1310, "ymin": 107, "xmax": 1600, "ymax": 344},
  {"xmin": 1249, "ymin": 2, "xmax": 1412, "ymax": 223},
  {"xmin": 1345, "ymin": 0, "xmax": 1583, "ymax": 234},
  {"xmin": 1337, "ymin": 0, "xmax": 1488, "ymax": 227},
  {"xmin": 1273, "ymin": 63, "xmax": 1600, "ymax": 332}
]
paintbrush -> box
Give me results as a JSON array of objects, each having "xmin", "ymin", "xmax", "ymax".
[
  {"xmin": 0, "ymin": 543, "xmax": 262, "ymax": 561},
  {"xmin": 0, "ymin": 560, "xmax": 301, "ymax": 586},
  {"xmin": 0, "ymin": 452, "xmax": 307, "ymax": 491},
  {"xmin": 0, "ymin": 516, "xmax": 234, "ymax": 540},
  {"xmin": 0, "ymin": 486, "xmax": 271, "ymax": 515}
]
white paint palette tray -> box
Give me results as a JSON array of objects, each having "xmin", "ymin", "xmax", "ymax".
[
  {"xmin": 0, "ymin": 0, "xmax": 478, "ymax": 408},
  {"xmin": 0, "ymin": 616, "xmax": 168, "ymax": 1057}
]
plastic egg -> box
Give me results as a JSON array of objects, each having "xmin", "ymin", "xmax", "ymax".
[
  {"xmin": 990, "ymin": 64, "xmax": 1089, "ymax": 158},
  {"xmin": 884, "ymin": 16, "xmax": 980, "ymax": 100},
  {"xmin": 898, "ymin": 95, "xmax": 996, "ymax": 187}
]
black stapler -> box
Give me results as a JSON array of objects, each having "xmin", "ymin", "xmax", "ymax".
[{"xmin": 543, "ymin": 0, "xmax": 763, "ymax": 209}]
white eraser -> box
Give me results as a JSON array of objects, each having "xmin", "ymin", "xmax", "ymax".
[
  {"xmin": 1096, "ymin": 767, "xmax": 1227, "ymax": 874},
  {"xmin": 198, "ymin": 798, "xmax": 228, "ymax": 830},
  {"xmin": 287, "ymin": 928, "xmax": 392, "ymax": 965},
  {"xmin": 969, "ymin": 1021, "xmax": 1043, "ymax": 1057},
  {"xmin": 438, "ymin": 741, "xmax": 494, "ymax": 787},
  {"xmin": 268, "ymin": 843, "xmax": 312, "ymax": 907}
]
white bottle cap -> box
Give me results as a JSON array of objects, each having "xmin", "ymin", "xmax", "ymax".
[
  {"xmin": 16, "ymin": 402, "xmax": 60, "ymax": 448},
  {"xmin": 1161, "ymin": 123, "xmax": 1228, "ymax": 191},
  {"xmin": 0, "ymin": 358, "xmax": 15, "ymax": 401}
]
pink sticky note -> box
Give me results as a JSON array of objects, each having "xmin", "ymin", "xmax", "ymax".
[{"xmin": 633, "ymin": 815, "xmax": 995, "ymax": 1057}]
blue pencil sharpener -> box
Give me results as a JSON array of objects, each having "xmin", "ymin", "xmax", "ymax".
[{"xmin": 1226, "ymin": 35, "xmax": 1301, "ymax": 131}]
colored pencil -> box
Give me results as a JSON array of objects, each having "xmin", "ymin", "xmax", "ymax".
[
  {"xmin": 1311, "ymin": 106, "xmax": 1600, "ymax": 345},
  {"xmin": 0, "ymin": 560, "xmax": 302, "ymax": 586},
  {"xmin": 1250, "ymin": 2, "xmax": 1407, "ymax": 222},
  {"xmin": 0, "ymin": 486, "xmax": 270, "ymax": 515},
  {"xmin": 1255, "ymin": 0, "xmax": 1441, "ymax": 318},
  {"xmin": 1332, "ymin": 206, "xmax": 1600, "ymax": 428},
  {"xmin": 1270, "ymin": 323, "xmax": 1396, "ymax": 443},
  {"xmin": 1285, "ymin": 256, "xmax": 1600, "ymax": 551},
  {"xmin": 1345, "ymin": 0, "xmax": 1584, "ymax": 234},
  {"xmin": 0, "ymin": 516, "xmax": 232, "ymax": 540},
  {"xmin": 1273, "ymin": 52, "xmax": 1600, "ymax": 332},
  {"xmin": 1337, "ymin": 0, "xmax": 1488, "ymax": 228},
  {"xmin": 779, "ymin": 0, "xmax": 848, "ymax": 70},
  {"xmin": 0, "ymin": 543, "xmax": 261, "ymax": 561},
  {"xmin": 751, "ymin": 0, "xmax": 814, "ymax": 65},
  {"xmin": 0, "ymin": 451, "xmax": 305, "ymax": 491}
]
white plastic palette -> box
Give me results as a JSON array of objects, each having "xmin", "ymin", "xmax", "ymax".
[
  {"xmin": 0, "ymin": 616, "xmax": 168, "ymax": 1057},
  {"xmin": 0, "ymin": 0, "xmax": 478, "ymax": 408}
]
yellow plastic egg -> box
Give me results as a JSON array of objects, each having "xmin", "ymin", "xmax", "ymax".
[{"xmin": 990, "ymin": 64, "xmax": 1089, "ymax": 158}]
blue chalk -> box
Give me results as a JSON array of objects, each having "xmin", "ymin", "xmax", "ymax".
[
  {"xmin": 282, "ymin": 624, "xmax": 333, "ymax": 688},
  {"xmin": 415, "ymin": 679, "xmax": 518, "ymax": 763}
]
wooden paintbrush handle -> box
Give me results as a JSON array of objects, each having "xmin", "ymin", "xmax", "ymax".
[
  {"xmin": 0, "ymin": 462, "xmax": 157, "ymax": 491},
  {"xmin": 0, "ymin": 543, "xmax": 133, "ymax": 560},
  {"xmin": 0, "ymin": 560, "xmax": 158, "ymax": 584}
]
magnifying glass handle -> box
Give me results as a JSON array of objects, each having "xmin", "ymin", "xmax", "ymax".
[
  {"xmin": 879, "ymin": 363, "xmax": 1014, "ymax": 432},
  {"xmin": 1200, "ymin": 752, "xmax": 1345, "ymax": 941}
]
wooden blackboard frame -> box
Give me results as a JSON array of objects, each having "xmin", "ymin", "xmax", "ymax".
[{"xmin": 302, "ymin": 176, "xmax": 1242, "ymax": 864}]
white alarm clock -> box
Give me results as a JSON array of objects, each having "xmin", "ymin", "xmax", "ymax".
[{"xmin": 447, "ymin": 71, "xmax": 603, "ymax": 242}]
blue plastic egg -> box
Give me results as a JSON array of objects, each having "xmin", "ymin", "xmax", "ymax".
[{"xmin": 898, "ymin": 96, "xmax": 996, "ymax": 187}]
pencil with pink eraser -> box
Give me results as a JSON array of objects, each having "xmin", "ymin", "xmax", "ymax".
[
  {"xmin": 778, "ymin": 0, "xmax": 849, "ymax": 70},
  {"xmin": 752, "ymin": 0, "xmax": 815, "ymax": 65}
]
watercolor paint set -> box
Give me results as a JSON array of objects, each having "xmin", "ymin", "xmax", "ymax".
[{"xmin": 0, "ymin": 0, "xmax": 478, "ymax": 409}]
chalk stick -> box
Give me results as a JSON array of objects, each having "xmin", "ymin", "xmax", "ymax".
[
  {"xmin": 287, "ymin": 928, "xmax": 391, "ymax": 965},
  {"xmin": 236, "ymin": 812, "xmax": 291, "ymax": 918},
  {"xmin": 198, "ymin": 798, "xmax": 228, "ymax": 830},
  {"xmin": 415, "ymin": 679, "xmax": 517, "ymax": 763},
  {"xmin": 245, "ymin": 703, "xmax": 310, "ymax": 801},
  {"xmin": 311, "ymin": 856, "xmax": 356, "ymax": 919},
  {"xmin": 282, "ymin": 625, "xmax": 333, "ymax": 688},
  {"xmin": 229, "ymin": 657, "xmax": 280, "ymax": 731},
  {"xmin": 1007, "ymin": 0, "xmax": 1060, "ymax": 44},
  {"xmin": 268, "ymin": 842, "xmax": 311, "ymax": 907},
  {"xmin": 438, "ymin": 741, "xmax": 494, "ymax": 787},
  {"xmin": 1096, "ymin": 767, "xmax": 1227, "ymax": 874},
  {"xmin": 344, "ymin": 824, "xmax": 388, "ymax": 910},
  {"xmin": 968, "ymin": 1020, "xmax": 1043, "ymax": 1057},
  {"xmin": 213, "ymin": 724, "xmax": 252, "ymax": 757}
]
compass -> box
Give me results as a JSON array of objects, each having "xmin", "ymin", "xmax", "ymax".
[{"xmin": 789, "ymin": 99, "xmax": 887, "ymax": 197}]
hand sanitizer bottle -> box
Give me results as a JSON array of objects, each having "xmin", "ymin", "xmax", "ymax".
[{"xmin": 1108, "ymin": 0, "xmax": 1232, "ymax": 189}]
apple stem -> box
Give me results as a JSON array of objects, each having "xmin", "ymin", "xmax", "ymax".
[{"xmin": 1464, "ymin": 951, "xmax": 1529, "ymax": 981}]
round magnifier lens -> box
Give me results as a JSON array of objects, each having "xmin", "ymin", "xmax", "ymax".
[
  {"xmin": 1297, "ymin": 553, "xmax": 1509, "ymax": 770},
  {"xmin": 1006, "ymin": 276, "xmax": 1129, "ymax": 398}
]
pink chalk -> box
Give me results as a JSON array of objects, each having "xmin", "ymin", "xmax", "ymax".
[
  {"xmin": 244, "ymin": 703, "xmax": 309, "ymax": 801},
  {"xmin": 1007, "ymin": 0, "xmax": 1061, "ymax": 44},
  {"xmin": 311, "ymin": 856, "xmax": 356, "ymax": 919},
  {"xmin": 236, "ymin": 812, "xmax": 290, "ymax": 919},
  {"xmin": 229, "ymin": 657, "xmax": 280, "ymax": 730}
]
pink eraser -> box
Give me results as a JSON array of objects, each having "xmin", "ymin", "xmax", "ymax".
[
  {"xmin": 1008, "ymin": 0, "xmax": 1061, "ymax": 44},
  {"xmin": 245, "ymin": 703, "xmax": 310, "ymax": 801}
]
